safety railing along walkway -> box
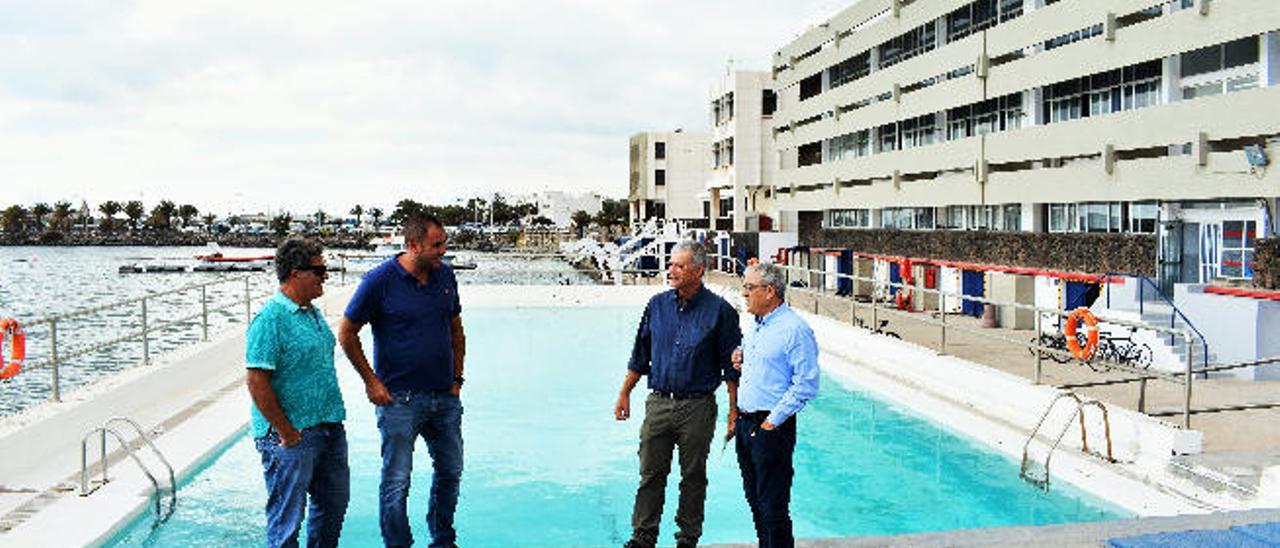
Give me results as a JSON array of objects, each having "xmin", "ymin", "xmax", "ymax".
[
  {"xmin": 1102, "ymin": 272, "xmax": 1211, "ymax": 369},
  {"xmin": 80, "ymin": 416, "xmax": 177, "ymax": 523},
  {"xmin": 6, "ymin": 275, "xmax": 280, "ymax": 404}
]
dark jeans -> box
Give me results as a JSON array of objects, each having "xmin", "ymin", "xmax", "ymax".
[
  {"xmin": 255, "ymin": 423, "xmax": 350, "ymax": 548},
  {"xmin": 630, "ymin": 392, "xmax": 717, "ymax": 547},
  {"xmin": 735, "ymin": 413, "xmax": 797, "ymax": 548},
  {"xmin": 377, "ymin": 390, "xmax": 464, "ymax": 548}
]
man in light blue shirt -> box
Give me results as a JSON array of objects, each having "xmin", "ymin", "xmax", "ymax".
[
  {"xmin": 246, "ymin": 239, "xmax": 348, "ymax": 548},
  {"xmin": 733, "ymin": 262, "xmax": 819, "ymax": 548}
]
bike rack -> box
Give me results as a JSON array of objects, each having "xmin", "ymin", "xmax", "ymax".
[
  {"xmin": 1020, "ymin": 391, "xmax": 1114, "ymax": 491},
  {"xmin": 80, "ymin": 416, "xmax": 178, "ymax": 523}
]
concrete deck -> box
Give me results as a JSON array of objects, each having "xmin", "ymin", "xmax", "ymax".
[{"xmin": 706, "ymin": 270, "xmax": 1280, "ymax": 509}]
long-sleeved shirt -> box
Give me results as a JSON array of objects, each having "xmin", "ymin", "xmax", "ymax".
[
  {"xmin": 627, "ymin": 286, "xmax": 741, "ymax": 393},
  {"xmin": 738, "ymin": 303, "xmax": 820, "ymax": 426}
]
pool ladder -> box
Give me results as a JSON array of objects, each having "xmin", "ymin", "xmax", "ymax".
[
  {"xmin": 1019, "ymin": 392, "xmax": 1114, "ymax": 491},
  {"xmin": 79, "ymin": 416, "xmax": 177, "ymax": 522}
]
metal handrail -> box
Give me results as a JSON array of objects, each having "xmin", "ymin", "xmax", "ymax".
[
  {"xmin": 5, "ymin": 275, "xmax": 276, "ymax": 403},
  {"xmin": 1019, "ymin": 392, "xmax": 1114, "ymax": 490},
  {"xmin": 1102, "ymin": 271, "xmax": 1210, "ymax": 368},
  {"xmin": 80, "ymin": 417, "xmax": 177, "ymax": 522}
]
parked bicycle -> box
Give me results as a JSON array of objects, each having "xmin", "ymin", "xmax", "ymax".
[
  {"xmin": 854, "ymin": 317, "xmax": 901, "ymax": 339},
  {"xmin": 1028, "ymin": 330, "xmax": 1154, "ymax": 371}
]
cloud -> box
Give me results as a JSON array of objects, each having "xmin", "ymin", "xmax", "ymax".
[{"xmin": 0, "ymin": 0, "xmax": 842, "ymax": 215}]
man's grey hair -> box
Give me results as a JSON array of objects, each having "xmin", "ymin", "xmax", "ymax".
[
  {"xmin": 672, "ymin": 241, "xmax": 707, "ymax": 267},
  {"xmin": 275, "ymin": 238, "xmax": 324, "ymax": 282},
  {"xmin": 748, "ymin": 262, "xmax": 786, "ymax": 300}
]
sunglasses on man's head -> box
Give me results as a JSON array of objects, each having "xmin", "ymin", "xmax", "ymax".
[{"xmin": 296, "ymin": 265, "xmax": 329, "ymax": 276}]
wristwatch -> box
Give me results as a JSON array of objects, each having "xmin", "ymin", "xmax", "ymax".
[{"xmin": 454, "ymin": 375, "xmax": 465, "ymax": 386}]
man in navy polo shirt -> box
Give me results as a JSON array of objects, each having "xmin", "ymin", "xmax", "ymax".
[
  {"xmin": 614, "ymin": 241, "xmax": 741, "ymax": 548},
  {"xmin": 338, "ymin": 213, "xmax": 466, "ymax": 548}
]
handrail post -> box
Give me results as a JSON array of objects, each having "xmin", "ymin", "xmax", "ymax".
[
  {"xmin": 850, "ymin": 278, "xmax": 858, "ymax": 327},
  {"xmin": 49, "ymin": 319, "xmax": 61, "ymax": 402},
  {"xmin": 244, "ymin": 277, "xmax": 251, "ymax": 323},
  {"xmin": 200, "ymin": 285, "xmax": 209, "ymax": 342},
  {"xmin": 871, "ymin": 277, "xmax": 879, "ymax": 331},
  {"xmin": 1184, "ymin": 333, "xmax": 1194, "ymax": 429},
  {"xmin": 939, "ymin": 288, "xmax": 947, "ymax": 354},
  {"xmin": 1138, "ymin": 377, "xmax": 1148, "ymax": 413},
  {"xmin": 1034, "ymin": 312, "xmax": 1043, "ymax": 384},
  {"xmin": 140, "ymin": 297, "xmax": 150, "ymax": 365}
]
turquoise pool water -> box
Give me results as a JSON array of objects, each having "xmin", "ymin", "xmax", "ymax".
[{"xmin": 107, "ymin": 306, "xmax": 1126, "ymax": 547}]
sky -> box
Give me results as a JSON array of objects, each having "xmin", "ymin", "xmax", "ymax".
[{"xmin": 0, "ymin": 0, "xmax": 845, "ymax": 216}]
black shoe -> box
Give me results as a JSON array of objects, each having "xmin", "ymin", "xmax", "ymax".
[{"xmin": 623, "ymin": 540, "xmax": 652, "ymax": 548}]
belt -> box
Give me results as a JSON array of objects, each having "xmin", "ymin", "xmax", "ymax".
[
  {"xmin": 737, "ymin": 410, "xmax": 770, "ymax": 423},
  {"xmin": 651, "ymin": 389, "xmax": 711, "ymax": 400},
  {"xmin": 312, "ymin": 422, "xmax": 343, "ymax": 431}
]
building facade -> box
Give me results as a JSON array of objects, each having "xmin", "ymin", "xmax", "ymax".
[
  {"xmin": 706, "ymin": 70, "xmax": 780, "ymax": 232},
  {"xmin": 769, "ymin": 0, "xmax": 1280, "ymax": 288},
  {"xmin": 534, "ymin": 190, "xmax": 604, "ymax": 227},
  {"xmin": 628, "ymin": 131, "xmax": 711, "ymax": 226}
]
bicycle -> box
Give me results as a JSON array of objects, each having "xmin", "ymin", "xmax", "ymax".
[
  {"xmin": 854, "ymin": 317, "xmax": 901, "ymax": 339},
  {"xmin": 1095, "ymin": 334, "xmax": 1154, "ymax": 369}
]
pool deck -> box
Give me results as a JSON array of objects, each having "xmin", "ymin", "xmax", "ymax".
[
  {"xmin": 0, "ymin": 280, "xmax": 1276, "ymax": 546},
  {"xmin": 706, "ymin": 270, "xmax": 1280, "ymax": 511}
]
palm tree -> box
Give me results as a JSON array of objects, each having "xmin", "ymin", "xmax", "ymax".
[
  {"xmin": 51, "ymin": 201, "xmax": 73, "ymax": 231},
  {"xmin": 124, "ymin": 200, "xmax": 144, "ymax": 231},
  {"xmin": 201, "ymin": 213, "xmax": 217, "ymax": 233},
  {"xmin": 98, "ymin": 201, "xmax": 122, "ymax": 232},
  {"xmin": 270, "ymin": 213, "xmax": 293, "ymax": 236},
  {"xmin": 177, "ymin": 204, "xmax": 199, "ymax": 228},
  {"xmin": 350, "ymin": 205, "xmax": 364, "ymax": 227},
  {"xmin": 1, "ymin": 205, "xmax": 26, "ymax": 234},
  {"xmin": 147, "ymin": 200, "xmax": 177, "ymax": 230},
  {"xmin": 30, "ymin": 203, "xmax": 51, "ymax": 229},
  {"xmin": 369, "ymin": 207, "xmax": 384, "ymax": 229},
  {"xmin": 571, "ymin": 210, "xmax": 593, "ymax": 239}
]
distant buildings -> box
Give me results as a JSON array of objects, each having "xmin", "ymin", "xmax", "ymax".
[
  {"xmin": 534, "ymin": 190, "xmax": 604, "ymax": 227},
  {"xmin": 707, "ymin": 70, "xmax": 779, "ymax": 232},
  {"xmin": 628, "ymin": 130, "xmax": 710, "ymax": 226}
]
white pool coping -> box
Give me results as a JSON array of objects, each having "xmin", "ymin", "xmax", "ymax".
[{"xmin": 0, "ymin": 283, "xmax": 1253, "ymax": 546}]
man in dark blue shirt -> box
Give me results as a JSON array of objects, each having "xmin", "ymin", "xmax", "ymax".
[
  {"xmin": 339, "ymin": 213, "xmax": 466, "ymax": 548},
  {"xmin": 614, "ymin": 241, "xmax": 742, "ymax": 548}
]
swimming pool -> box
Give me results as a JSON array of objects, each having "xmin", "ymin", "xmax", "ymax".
[{"xmin": 105, "ymin": 305, "xmax": 1126, "ymax": 546}]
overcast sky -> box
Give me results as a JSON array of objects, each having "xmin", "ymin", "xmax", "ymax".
[{"xmin": 0, "ymin": 0, "xmax": 843, "ymax": 216}]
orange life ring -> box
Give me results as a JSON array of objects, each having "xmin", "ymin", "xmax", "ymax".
[
  {"xmin": 1063, "ymin": 307, "xmax": 1099, "ymax": 361},
  {"xmin": 896, "ymin": 258, "xmax": 914, "ymax": 310},
  {"xmin": 0, "ymin": 318, "xmax": 25, "ymax": 380}
]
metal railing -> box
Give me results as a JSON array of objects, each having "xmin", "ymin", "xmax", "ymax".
[
  {"xmin": 11, "ymin": 275, "xmax": 277, "ymax": 403},
  {"xmin": 760, "ymin": 262, "xmax": 1203, "ymax": 428},
  {"xmin": 1102, "ymin": 272, "xmax": 1210, "ymax": 368},
  {"xmin": 80, "ymin": 416, "xmax": 177, "ymax": 522}
]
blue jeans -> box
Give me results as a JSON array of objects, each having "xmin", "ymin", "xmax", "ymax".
[
  {"xmin": 255, "ymin": 423, "xmax": 350, "ymax": 548},
  {"xmin": 377, "ymin": 390, "xmax": 464, "ymax": 548}
]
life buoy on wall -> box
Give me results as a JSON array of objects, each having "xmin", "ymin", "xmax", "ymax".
[
  {"xmin": 0, "ymin": 318, "xmax": 26, "ymax": 380},
  {"xmin": 1063, "ymin": 307, "xmax": 1100, "ymax": 361}
]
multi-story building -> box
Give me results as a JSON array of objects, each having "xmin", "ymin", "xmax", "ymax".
[
  {"xmin": 767, "ymin": 0, "xmax": 1280, "ymax": 372},
  {"xmin": 533, "ymin": 191, "xmax": 604, "ymax": 227},
  {"xmin": 706, "ymin": 70, "xmax": 780, "ymax": 232},
  {"xmin": 628, "ymin": 131, "xmax": 710, "ymax": 226}
]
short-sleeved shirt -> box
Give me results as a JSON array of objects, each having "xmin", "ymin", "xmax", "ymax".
[
  {"xmin": 343, "ymin": 255, "xmax": 462, "ymax": 393},
  {"xmin": 246, "ymin": 291, "xmax": 345, "ymax": 438},
  {"xmin": 627, "ymin": 285, "xmax": 741, "ymax": 393}
]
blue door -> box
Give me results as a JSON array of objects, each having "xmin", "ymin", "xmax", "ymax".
[
  {"xmin": 961, "ymin": 270, "xmax": 985, "ymax": 317},
  {"xmin": 837, "ymin": 250, "xmax": 853, "ymax": 296}
]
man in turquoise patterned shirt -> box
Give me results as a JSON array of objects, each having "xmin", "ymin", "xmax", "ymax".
[{"xmin": 246, "ymin": 239, "xmax": 348, "ymax": 548}]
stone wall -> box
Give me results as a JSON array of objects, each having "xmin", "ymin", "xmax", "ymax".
[
  {"xmin": 798, "ymin": 211, "xmax": 1157, "ymax": 276},
  {"xmin": 1254, "ymin": 238, "xmax": 1280, "ymax": 290}
]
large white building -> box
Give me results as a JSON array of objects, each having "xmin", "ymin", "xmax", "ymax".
[
  {"xmin": 764, "ymin": 0, "xmax": 1280, "ymax": 372},
  {"xmin": 706, "ymin": 70, "xmax": 780, "ymax": 232},
  {"xmin": 628, "ymin": 130, "xmax": 710, "ymax": 226},
  {"xmin": 533, "ymin": 191, "xmax": 604, "ymax": 227},
  {"xmin": 770, "ymin": 0, "xmax": 1278, "ymax": 281}
]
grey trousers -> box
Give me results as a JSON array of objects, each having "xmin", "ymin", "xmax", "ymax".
[{"xmin": 630, "ymin": 392, "xmax": 717, "ymax": 547}]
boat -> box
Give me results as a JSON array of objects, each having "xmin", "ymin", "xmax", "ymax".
[{"xmin": 194, "ymin": 242, "xmax": 274, "ymax": 264}]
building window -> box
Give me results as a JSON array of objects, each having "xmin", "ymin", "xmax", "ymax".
[
  {"xmin": 829, "ymin": 129, "xmax": 871, "ymax": 162},
  {"xmin": 900, "ymin": 114, "xmax": 938, "ymax": 149},
  {"xmin": 1076, "ymin": 202, "xmax": 1123, "ymax": 233},
  {"xmin": 1129, "ymin": 203, "xmax": 1158, "ymax": 234},
  {"xmin": 718, "ymin": 197, "xmax": 734, "ymax": 219},
  {"xmin": 1002, "ymin": 204, "xmax": 1022, "ymax": 231},
  {"xmin": 825, "ymin": 209, "xmax": 871, "ymax": 229},
  {"xmin": 762, "ymin": 90, "xmax": 777, "ymax": 116},
  {"xmin": 827, "ymin": 51, "xmax": 871, "ymax": 90},
  {"xmin": 798, "ymin": 142, "xmax": 823, "ymax": 167},
  {"xmin": 1181, "ymin": 36, "xmax": 1262, "ymax": 100},
  {"xmin": 1049, "ymin": 203, "xmax": 1077, "ymax": 233},
  {"xmin": 878, "ymin": 22, "xmax": 936, "ymax": 69},
  {"xmin": 877, "ymin": 123, "xmax": 898, "ymax": 153},
  {"xmin": 1044, "ymin": 23, "xmax": 1103, "ymax": 52},
  {"xmin": 881, "ymin": 207, "xmax": 935, "ymax": 230},
  {"xmin": 655, "ymin": 142, "xmax": 665, "ymax": 160},
  {"xmin": 654, "ymin": 169, "xmax": 666, "ymax": 186},
  {"xmin": 1221, "ymin": 220, "xmax": 1257, "ymax": 279},
  {"xmin": 1043, "ymin": 60, "xmax": 1161, "ymax": 123},
  {"xmin": 799, "ymin": 73, "xmax": 823, "ymax": 101},
  {"xmin": 947, "ymin": 93, "xmax": 1023, "ymax": 140}
]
